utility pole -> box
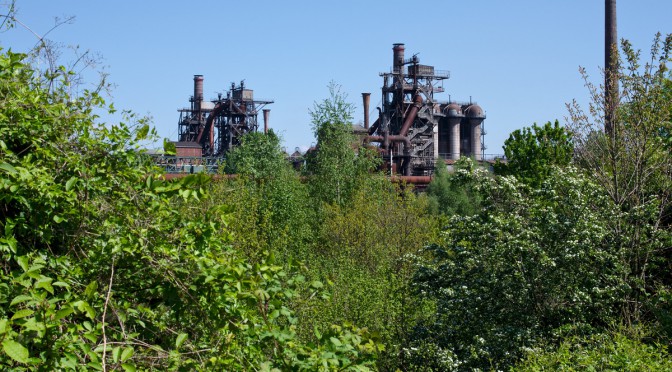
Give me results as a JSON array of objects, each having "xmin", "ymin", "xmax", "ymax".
[{"xmin": 605, "ymin": 0, "xmax": 618, "ymax": 134}]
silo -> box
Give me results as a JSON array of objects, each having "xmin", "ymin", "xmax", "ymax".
[
  {"xmin": 465, "ymin": 104, "xmax": 485, "ymax": 160},
  {"xmin": 444, "ymin": 103, "xmax": 464, "ymax": 160}
]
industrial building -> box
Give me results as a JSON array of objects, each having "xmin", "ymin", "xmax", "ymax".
[
  {"xmin": 164, "ymin": 43, "xmax": 485, "ymax": 178},
  {"xmin": 362, "ymin": 43, "xmax": 486, "ymax": 176},
  {"xmin": 174, "ymin": 75, "xmax": 273, "ymax": 158}
]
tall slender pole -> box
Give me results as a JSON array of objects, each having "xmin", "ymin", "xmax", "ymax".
[{"xmin": 605, "ymin": 0, "xmax": 618, "ymax": 134}]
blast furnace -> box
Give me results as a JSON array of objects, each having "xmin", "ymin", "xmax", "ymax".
[{"xmin": 363, "ymin": 43, "xmax": 486, "ymax": 176}]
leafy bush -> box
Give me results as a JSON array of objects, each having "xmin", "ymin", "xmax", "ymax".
[
  {"xmin": 412, "ymin": 167, "xmax": 628, "ymax": 370},
  {"xmin": 426, "ymin": 157, "xmax": 485, "ymax": 217},
  {"xmin": 514, "ymin": 330, "xmax": 672, "ymax": 371},
  {"xmin": 494, "ymin": 120, "xmax": 573, "ymax": 188},
  {"xmin": 0, "ymin": 49, "xmax": 380, "ymax": 370}
]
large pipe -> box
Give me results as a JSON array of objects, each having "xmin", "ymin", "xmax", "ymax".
[
  {"xmin": 399, "ymin": 95, "xmax": 423, "ymax": 137},
  {"xmin": 193, "ymin": 75, "xmax": 204, "ymax": 111},
  {"xmin": 605, "ymin": 0, "xmax": 618, "ymax": 133},
  {"xmin": 366, "ymin": 135, "xmax": 410, "ymax": 148},
  {"xmin": 391, "ymin": 176, "xmax": 432, "ymax": 185},
  {"xmin": 198, "ymin": 102, "xmax": 219, "ymax": 153},
  {"xmin": 368, "ymin": 118, "xmax": 380, "ymax": 135},
  {"xmin": 362, "ymin": 93, "xmax": 371, "ymax": 129},
  {"xmin": 365, "ymin": 134, "xmax": 412, "ymax": 176},
  {"xmin": 263, "ymin": 109, "xmax": 270, "ymax": 134},
  {"xmin": 369, "ymin": 107, "xmax": 382, "ymax": 135},
  {"xmin": 164, "ymin": 172, "xmax": 432, "ymax": 187}
]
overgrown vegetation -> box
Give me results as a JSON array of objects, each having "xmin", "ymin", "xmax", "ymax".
[
  {"xmin": 0, "ymin": 49, "xmax": 382, "ymax": 370},
  {"xmin": 3, "ymin": 5, "xmax": 672, "ymax": 370},
  {"xmin": 494, "ymin": 120, "xmax": 573, "ymax": 188}
]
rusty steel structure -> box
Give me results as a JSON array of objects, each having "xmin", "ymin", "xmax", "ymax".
[
  {"xmin": 165, "ymin": 44, "xmax": 486, "ymax": 183},
  {"xmin": 177, "ymin": 75, "xmax": 273, "ymax": 157},
  {"xmin": 363, "ymin": 43, "xmax": 486, "ymax": 176}
]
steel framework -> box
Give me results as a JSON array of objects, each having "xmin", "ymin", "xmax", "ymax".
[{"xmin": 177, "ymin": 77, "xmax": 273, "ymax": 157}]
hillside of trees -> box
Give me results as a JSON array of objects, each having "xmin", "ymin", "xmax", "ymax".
[{"xmin": 2, "ymin": 9, "xmax": 672, "ymax": 371}]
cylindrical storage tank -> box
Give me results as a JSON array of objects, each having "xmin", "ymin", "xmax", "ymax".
[
  {"xmin": 193, "ymin": 75, "xmax": 204, "ymax": 110},
  {"xmin": 465, "ymin": 104, "xmax": 485, "ymax": 161},
  {"xmin": 393, "ymin": 43, "xmax": 405, "ymax": 74},
  {"xmin": 444, "ymin": 103, "xmax": 464, "ymax": 160}
]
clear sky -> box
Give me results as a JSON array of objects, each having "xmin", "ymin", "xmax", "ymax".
[{"xmin": 2, "ymin": 1, "xmax": 672, "ymax": 156}]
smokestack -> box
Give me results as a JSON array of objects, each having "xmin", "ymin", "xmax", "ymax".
[
  {"xmin": 393, "ymin": 43, "xmax": 405, "ymax": 74},
  {"xmin": 605, "ymin": 0, "xmax": 618, "ymax": 133},
  {"xmin": 263, "ymin": 109, "xmax": 270, "ymax": 134},
  {"xmin": 362, "ymin": 93, "xmax": 371, "ymax": 129},
  {"xmin": 193, "ymin": 75, "xmax": 204, "ymax": 111}
]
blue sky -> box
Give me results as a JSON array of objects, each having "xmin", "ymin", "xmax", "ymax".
[{"xmin": 2, "ymin": 1, "xmax": 672, "ymax": 155}]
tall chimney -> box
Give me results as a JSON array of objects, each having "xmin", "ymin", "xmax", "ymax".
[
  {"xmin": 393, "ymin": 43, "xmax": 405, "ymax": 74},
  {"xmin": 362, "ymin": 93, "xmax": 371, "ymax": 129},
  {"xmin": 263, "ymin": 109, "xmax": 270, "ymax": 134},
  {"xmin": 193, "ymin": 75, "xmax": 204, "ymax": 111},
  {"xmin": 605, "ymin": 0, "xmax": 618, "ymax": 133}
]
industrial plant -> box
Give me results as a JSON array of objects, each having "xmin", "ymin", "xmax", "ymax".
[
  {"xmin": 167, "ymin": 43, "xmax": 486, "ymax": 177},
  {"xmin": 362, "ymin": 43, "xmax": 485, "ymax": 176},
  {"xmin": 175, "ymin": 76, "xmax": 273, "ymax": 157}
]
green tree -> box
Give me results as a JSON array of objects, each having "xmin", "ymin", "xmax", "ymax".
[
  {"xmin": 494, "ymin": 120, "xmax": 573, "ymax": 188},
  {"xmin": 0, "ymin": 48, "xmax": 380, "ymax": 371},
  {"xmin": 412, "ymin": 167, "xmax": 628, "ymax": 370},
  {"xmin": 426, "ymin": 157, "xmax": 484, "ymax": 217},
  {"xmin": 567, "ymin": 33, "xmax": 672, "ymax": 326},
  {"xmin": 162, "ymin": 138, "xmax": 176, "ymax": 155},
  {"xmin": 225, "ymin": 129, "xmax": 286, "ymax": 179},
  {"xmin": 305, "ymin": 82, "xmax": 380, "ymax": 206},
  {"xmin": 216, "ymin": 130, "xmax": 316, "ymax": 262},
  {"xmin": 297, "ymin": 179, "xmax": 441, "ymax": 371}
]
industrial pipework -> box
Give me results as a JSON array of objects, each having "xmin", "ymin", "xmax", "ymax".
[
  {"xmin": 364, "ymin": 43, "xmax": 486, "ymax": 176},
  {"xmin": 176, "ymin": 76, "xmax": 274, "ymax": 157}
]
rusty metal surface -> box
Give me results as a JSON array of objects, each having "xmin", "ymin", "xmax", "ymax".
[
  {"xmin": 399, "ymin": 94, "xmax": 423, "ymax": 137},
  {"xmin": 177, "ymin": 76, "xmax": 273, "ymax": 157}
]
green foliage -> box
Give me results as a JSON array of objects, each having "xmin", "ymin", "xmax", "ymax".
[
  {"xmin": 225, "ymin": 130, "xmax": 287, "ymax": 179},
  {"xmin": 514, "ymin": 329, "xmax": 672, "ymax": 371},
  {"xmin": 660, "ymin": 77, "xmax": 672, "ymax": 149},
  {"xmin": 207, "ymin": 130, "xmax": 317, "ymax": 263},
  {"xmin": 495, "ymin": 120, "xmax": 573, "ymax": 188},
  {"xmin": 162, "ymin": 138, "xmax": 176, "ymax": 155},
  {"xmin": 206, "ymin": 81, "xmax": 440, "ymax": 370},
  {"xmin": 0, "ymin": 49, "xmax": 380, "ymax": 370},
  {"xmin": 305, "ymin": 82, "xmax": 381, "ymax": 206},
  {"xmin": 297, "ymin": 179, "xmax": 441, "ymax": 371},
  {"xmin": 568, "ymin": 33, "xmax": 672, "ymax": 326},
  {"xmin": 309, "ymin": 81, "xmax": 355, "ymax": 138},
  {"xmin": 412, "ymin": 167, "xmax": 628, "ymax": 370},
  {"xmin": 426, "ymin": 157, "xmax": 484, "ymax": 217}
]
